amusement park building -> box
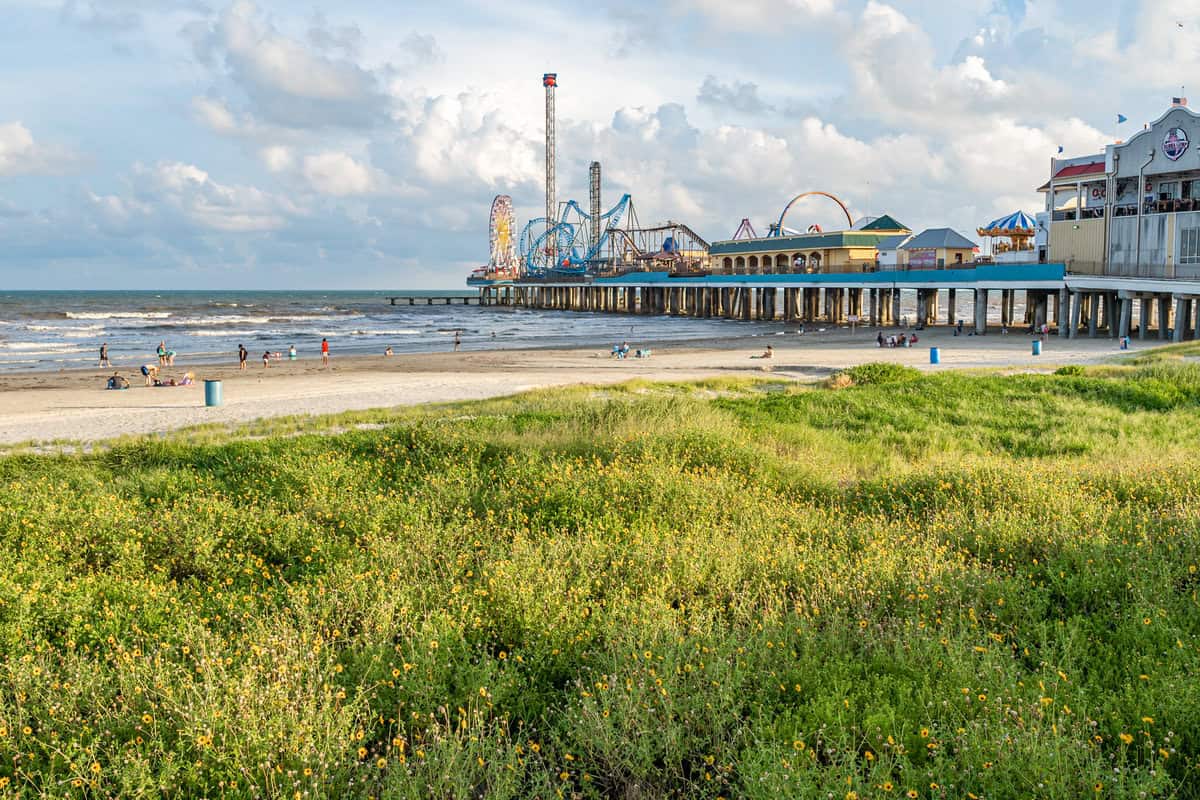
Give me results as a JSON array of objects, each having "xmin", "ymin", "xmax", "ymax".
[
  {"xmin": 709, "ymin": 216, "xmax": 911, "ymax": 274},
  {"xmin": 1042, "ymin": 101, "xmax": 1200, "ymax": 278}
]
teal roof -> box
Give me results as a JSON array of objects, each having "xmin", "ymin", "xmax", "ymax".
[
  {"xmin": 860, "ymin": 214, "xmax": 909, "ymax": 231},
  {"xmin": 711, "ymin": 231, "xmax": 893, "ymax": 256}
]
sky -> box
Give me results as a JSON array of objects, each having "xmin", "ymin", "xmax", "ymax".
[{"xmin": 1, "ymin": 0, "xmax": 1197, "ymax": 289}]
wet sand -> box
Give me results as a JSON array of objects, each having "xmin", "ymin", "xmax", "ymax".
[{"xmin": 0, "ymin": 326, "xmax": 1135, "ymax": 446}]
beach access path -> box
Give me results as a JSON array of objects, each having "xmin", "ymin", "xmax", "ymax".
[{"xmin": 0, "ymin": 327, "xmax": 1132, "ymax": 446}]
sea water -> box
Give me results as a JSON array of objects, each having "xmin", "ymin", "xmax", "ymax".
[
  {"xmin": 0, "ymin": 290, "xmax": 777, "ymax": 372},
  {"xmin": 0, "ymin": 289, "xmax": 1029, "ymax": 372}
]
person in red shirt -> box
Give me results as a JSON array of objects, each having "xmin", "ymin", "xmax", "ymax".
[{"xmin": 321, "ymin": 337, "xmax": 330, "ymax": 367}]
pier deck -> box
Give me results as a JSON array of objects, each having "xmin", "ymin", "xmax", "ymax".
[
  {"xmin": 387, "ymin": 296, "xmax": 477, "ymax": 306},
  {"xmin": 472, "ymin": 263, "xmax": 1200, "ymax": 340}
]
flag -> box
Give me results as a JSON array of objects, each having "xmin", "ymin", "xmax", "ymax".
[
  {"xmin": 1117, "ymin": 114, "xmax": 1128, "ymax": 124},
  {"xmin": 1173, "ymin": 97, "xmax": 1188, "ymax": 106},
  {"xmin": 1057, "ymin": 145, "xmax": 1064, "ymax": 154}
]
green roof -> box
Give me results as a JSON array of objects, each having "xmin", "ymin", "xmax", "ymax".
[
  {"xmin": 710, "ymin": 231, "xmax": 893, "ymax": 256},
  {"xmin": 860, "ymin": 214, "xmax": 909, "ymax": 231}
]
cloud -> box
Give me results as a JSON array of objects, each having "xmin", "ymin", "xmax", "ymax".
[
  {"xmin": 395, "ymin": 33, "xmax": 444, "ymax": 74},
  {"xmin": 259, "ymin": 145, "xmax": 293, "ymax": 173},
  {"xmin": 848, "ymin": 2, "xmax": 1015, "ymax": 130},
  {"xmin": 127, "ymin": 161, "xmax": 299, "ymax": 232},
  {"xmin": 307, "ymin": 11, "xmax": 363, "ymax": 59},
  {"xmin": 379, "ymin": 90, "xmax": 542, "ymax": 189},
  {"xmin": 185, "ymin": 0, "xmax": 388, "ymax": 129},
  {"xmin": 671, "ymin": 0, "xmax": 836, "ymax": 29},
  {"xmin": 697, "ymin": 76, "xmax": 773, "ymax": 115},
  {"xmin": 0, "ymin": 122, "xmax": 78, "ymax": 176},
  {"xmin": 301, "ymin": 152, "xmax": 374, "ymax": 196}
]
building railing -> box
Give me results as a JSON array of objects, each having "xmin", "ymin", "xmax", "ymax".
[
  {"xmin": 1064, "ymin": 261, "xmax": 1180, "ymax": 279},
  {"xmin": 1052, "ymin": 208, "xmax": 1104, "ymax": 221}
]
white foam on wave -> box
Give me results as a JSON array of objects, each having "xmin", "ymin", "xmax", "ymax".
[
  {"xmin": 189, "ymin": 329, "xmax": 265, "ymax": 337},
  {"xmin": 371, "ymin": 329, "xmax": 423, "ymax": 336},
  {"xmin": 0, "ymin": 341, "xmax": 88, "ymax": 353},
  {"xmin": 26, "ymin": 323, "xmax": 105, "ymax": 334},
  {"xmin": 66, "ymin": 311, "xmax": 171, "ymax": 320}
]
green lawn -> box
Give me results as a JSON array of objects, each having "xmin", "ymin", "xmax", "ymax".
[{"xmin": 2, "ymin": 365, "xmax": 1199, "ymax": 798}]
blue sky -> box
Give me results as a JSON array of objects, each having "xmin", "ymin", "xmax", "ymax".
[{"xmin": 0, "ymin": 0, "xmax": 1196, "ymax": 288}]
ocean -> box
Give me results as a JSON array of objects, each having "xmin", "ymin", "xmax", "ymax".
[{"xmin": 0, "ymin": 290, "xmax": 784, "ymax": 372}]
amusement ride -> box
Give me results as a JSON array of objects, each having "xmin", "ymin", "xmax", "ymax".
[{"xmin": 470, "ymin": 73, "xmax": 710, "ymax": 284}]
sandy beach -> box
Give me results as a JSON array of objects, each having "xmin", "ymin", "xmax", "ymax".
[{"xmin": 0, "ymin": 326, "xmax": 1138, "ymax": 446}]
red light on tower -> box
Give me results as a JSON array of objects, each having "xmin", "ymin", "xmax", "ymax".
[{"xmin": 543, "ymin": 73, "xmax": 557, "ymax": 87}]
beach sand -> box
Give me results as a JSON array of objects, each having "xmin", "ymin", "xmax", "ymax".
[{"xmin": 0, "ymin": 326, "xmax": 1135, "ymax": 446}]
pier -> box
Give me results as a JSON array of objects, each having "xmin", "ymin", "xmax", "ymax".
[
  {"xmin": 476, "ymin": 264, "xmax": 1200, "ymax": 340},
  {"xmin": 387, "ymin": 296, "xmax": 478, "ymax": 306}
]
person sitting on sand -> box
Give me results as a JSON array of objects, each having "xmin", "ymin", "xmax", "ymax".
[
  {"xmin": 179, "ymin": 372, "xmax": 194, "ymax": 385},
  {"xmin": 909, "ymin": 333, "xmax": 919, "ymax": 345},
  {"xmin": 898, "ymin": 333, "xmax": 908, "ymax": 347},
  {"xmin": 106, "ymin": 372, "xmax": 129, "ymax": 390},
  {"xmin": 751, "ymin": 345, "xmax": 774, "ymax": 359}
]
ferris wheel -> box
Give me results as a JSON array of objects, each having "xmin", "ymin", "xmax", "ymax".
[{"xmin": 487, "ymin": 195, "xmax": 519, "ymax": 274}]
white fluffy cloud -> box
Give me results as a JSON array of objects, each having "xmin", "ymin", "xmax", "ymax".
[
  {"xmin": 186, "ymin": 0, "xmax": 387, "ymax": 129},
  {"xmin": 301, "ymin": 151, "xmax": 373, "ymax": 196},
  {"xmin": 0, "ymin": 122, "xmax": 76, "ymax": 176},
  {"xmin": 127, "ymin": 161, "xmax": 299, "ymax": 232}
]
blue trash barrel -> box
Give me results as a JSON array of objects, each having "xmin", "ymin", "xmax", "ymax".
[
  {"xmin": 204, "ymin": 379, "xmax": 223, "ymax": 407},
  {"xmin": 929, "ymin": 346, "xmax": 940, "ymax": 364},
  {"xmin": 1032, "ymin": 340, "xmax": 1042, "ymax": 356}
]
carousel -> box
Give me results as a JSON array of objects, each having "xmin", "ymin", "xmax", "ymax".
[{"xmin": 976, "ymin": 211, "xmax": 1037, "ymax": 259}]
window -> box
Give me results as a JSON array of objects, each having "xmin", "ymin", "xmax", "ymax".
[
  {"xmin": 1181, "ymin": 227, "xmax": 1200, "ymax": 264},
  {"xmin": 1159, "ymin": 181, "xmax": 1179, "ymax": 201}
]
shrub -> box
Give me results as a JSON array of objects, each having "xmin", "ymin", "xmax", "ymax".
[
  {"xmin": 839, "ymin": 362, "xmax": 921, "ymax": 385},
  {"xmin": 1054, "ymin": 365, "xmax": 1085, "ymax": 376}
]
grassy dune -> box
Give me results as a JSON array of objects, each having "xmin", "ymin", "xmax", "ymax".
[{"xmin": 2, "ymin": 366, "xmax": 1200, "ymax": 798}]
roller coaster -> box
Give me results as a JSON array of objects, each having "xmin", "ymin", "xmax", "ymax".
[{"xmin": 518, "ymin": 195, "xmax": 709, "ymax": 277}]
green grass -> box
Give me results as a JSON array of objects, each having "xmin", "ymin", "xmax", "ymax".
[{"xmin": 3, "ymin": 367, "xmax": 1200, "ymax": 798}]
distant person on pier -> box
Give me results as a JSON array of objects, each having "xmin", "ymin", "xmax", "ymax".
[
  {"xmin": 99, "ymin": 342, "xmax": 110, "ymax": 368},
  {"xmin": 321, "ymin": 338, "xmax": 330, "ymax": 367},
  {"xmin": 238, "ymin": 344, "xmax": 248, "ymax": 371}
]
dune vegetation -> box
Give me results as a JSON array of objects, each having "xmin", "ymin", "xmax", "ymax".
[{"xmin": 2, "ymin": 365, "xmax": 1200, "ymax": 798}]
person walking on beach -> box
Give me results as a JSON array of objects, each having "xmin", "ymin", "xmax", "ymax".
[
  {"xmin": 453, "ymin": 331, "xmax": 462, "ymax": 352},
  {"xmin": 238, "ymin": 344, "xmax": 248, "ymax": 371},
  {"xmin": 321, "ymin": 337, "xmax": 330, "ymax": 367},
  {"xmin": 262, "ymin": 350, "xmax": 271, "ymax": 368},
  {"xmin": 99, "ymin": 342, "xmax": 110, "ymax": 368}
]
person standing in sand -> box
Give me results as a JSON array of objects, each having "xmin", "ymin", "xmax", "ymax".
[
  {"xmin": 99, "ymin": 342, "xmax": 110, "ymax": 368},
  {"xmin": 262, "ymin": 350, "xmax": 271, "ymax": 369},
  {"xmin": 321, "ymin": 338, "xmax": 330, "ymax": 367},
  {"xmin": 238, "ymin": 344, "xmax": 248, "ymax": 371}
]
